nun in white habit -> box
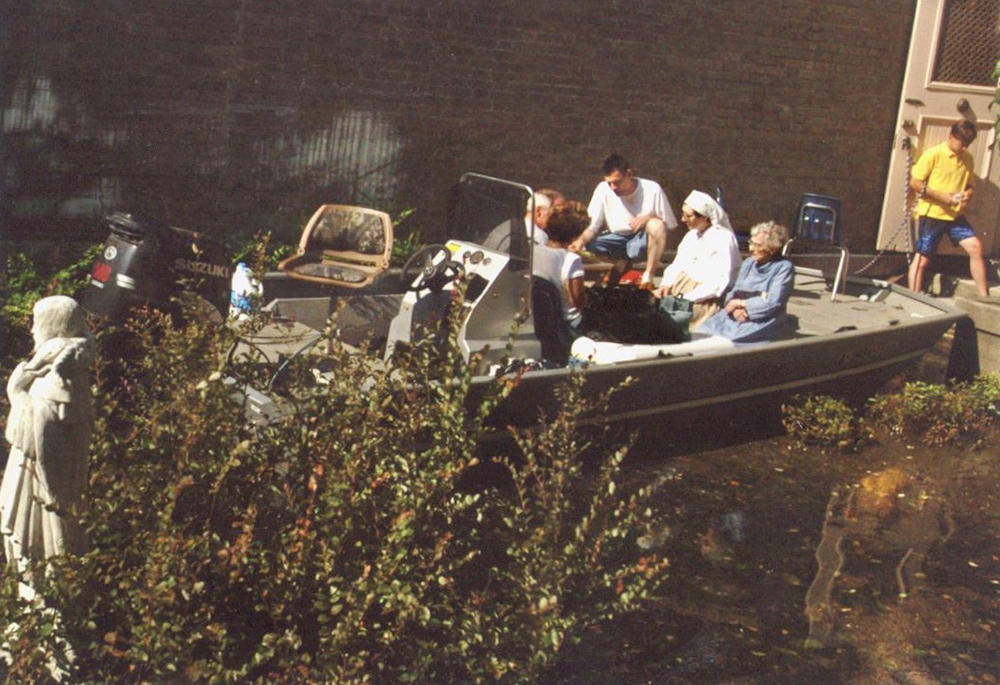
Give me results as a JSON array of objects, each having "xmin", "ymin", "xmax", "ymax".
[
  {"xmin": 656, "ymin": 190, "xmax": 742, "ymax": 330},
  {"xmin": 1, "ymin": 296, "xmax": 93, "ymax": 568}
]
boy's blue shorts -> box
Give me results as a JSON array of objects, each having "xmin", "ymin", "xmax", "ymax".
[{"xmin": 915, "ymin": 215, "xmax": 976, "ymax": 255}]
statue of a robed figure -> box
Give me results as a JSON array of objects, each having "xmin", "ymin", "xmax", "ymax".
[{"xmin": 1, "ymin": 296, "xmax": 93, "ymax": 569}]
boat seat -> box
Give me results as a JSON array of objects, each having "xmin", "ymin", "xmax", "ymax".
[
  {"xmin": 783, "ymin": 194, "xmax": 848, "ymax": 302},
  {"xmin": 531, "ymin": 276, "xmax": 573, "ymax": 366},
  {"xmin": 278, "ymin": 204, "xmax": 393, "ymax": 289}
]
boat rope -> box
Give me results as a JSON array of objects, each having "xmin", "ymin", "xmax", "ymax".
[{"xmin": 853, "ymin": 133, "xmax": 915, "ymax": 276}]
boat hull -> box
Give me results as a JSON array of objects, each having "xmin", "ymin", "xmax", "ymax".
[{"xmin": 472, "ymin": 284, "xmax": 967, "ymax": 436}]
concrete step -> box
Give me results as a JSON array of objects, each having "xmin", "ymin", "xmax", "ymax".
[{"xmin": 938, "ymin": 277, "xmax": 1000, "ymax": 376}]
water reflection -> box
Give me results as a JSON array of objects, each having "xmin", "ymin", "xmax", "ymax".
[{"xmin": 555, "ymin": 429, "xmax": 1000, "ymax": 684}]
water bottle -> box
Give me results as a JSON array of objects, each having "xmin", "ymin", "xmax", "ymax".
[{"xmin": 229, "ymin": 262, "xmax": 261, "ymax": 319}]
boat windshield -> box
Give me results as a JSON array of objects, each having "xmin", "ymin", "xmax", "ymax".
[{"xmin": 448, "ymin": 173, "xmax": 533, "ymax": 272}]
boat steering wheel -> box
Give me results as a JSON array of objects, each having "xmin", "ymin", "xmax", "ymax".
[{"xmin": 400, "ymin": 244, "xmax": 464, "ymax": 293}]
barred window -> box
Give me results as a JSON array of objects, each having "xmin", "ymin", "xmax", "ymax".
[{"xmin": 932, "ymin": 0, "xmax": 1000, "ymax": 86}]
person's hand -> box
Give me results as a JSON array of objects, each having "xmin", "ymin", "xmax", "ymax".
[
  {"xmin": 655, "ymin": 284, "xmax": 671, "ymax": 298},
  {"xmin": 956, "ymin": 188, "xmax": 973, "ymax": 213},
  {"xmin": 628, "ymin": 214, "xmax": 651, "ymax": 233},
  {"xmin": 725, "ymin": 298, "xmax": 745, "ymax": 314},
  {"xmin": 732, "ymin": 308, "xmax": 750, "ymax": 323},
  {"xmin": 570, "ymin": 228, "xmax": 594, "ymax": 253}
]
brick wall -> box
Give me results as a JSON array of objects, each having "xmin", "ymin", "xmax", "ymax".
[{"xmin": 1, "ymin": 0, "xmax": 915, "ymax": 252}]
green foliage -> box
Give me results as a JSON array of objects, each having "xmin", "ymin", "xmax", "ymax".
[
  {"xmin": 1, "ymin": 243, "xmax": 102, "ymax": 361},
  {"xmin": 391, "ymin": 228, "xmax": 424, "ymax": 269},
  {"xmin": 0, "ymin": 296, "xmax": 664, "ymax": 682},
  {"xmin": 230, "ymin": 231, "xmax": 295, "ymax": 271},
  {"xmin": 866, "ymin": 374, "xmax": 1000, "ymax": 446},
  {"xmin": 781, "ymin": 394, "xmax": 868, "ymax": 451}
]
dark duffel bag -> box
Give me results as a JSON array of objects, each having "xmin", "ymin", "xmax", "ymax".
[{"xmin": 580, "ymin": 286, "xmax": 691, "ymax": 344}]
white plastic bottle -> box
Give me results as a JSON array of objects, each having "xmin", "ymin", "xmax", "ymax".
[{"xmin": 229, "ymin": 262, "xmax": 261, "ymax": 319}]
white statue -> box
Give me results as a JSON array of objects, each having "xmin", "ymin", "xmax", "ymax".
[{"xmin": 0, "ymin": 296, "xmax": 94, "ymax": 568}]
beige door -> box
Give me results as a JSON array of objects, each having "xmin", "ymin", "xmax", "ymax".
[{"xmin": 877, "ymin": 0, "xmax": 1000, "ymax": 258}]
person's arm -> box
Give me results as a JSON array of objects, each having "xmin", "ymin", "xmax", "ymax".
[
  {"xmin": 728, "ymin": 260, "xmax": 794, "ymax": 322},
  {"xmin": 566, "ymin": 276, "xmax": 586, "ymax": 311},
  {"xmin": 574, "ymin": 186, "xmax": 606, "ymax": 249},
  {"xmin": 563, "ymin": 252, "xmax": 587, "ymax": 311},
  {"xmin": 910, "ymin": 148, "xmax": 972, "ymax": 211},
  {"xmin": 628, "ymin": 214, "xmax": 652, "ymax": 233},
  {"xmin": 656, "ymin": 231, "xmax": 694, "ymax": 295},
  {"xmin": 683, "ymin": 231, "xmax": 739, "ymax": 302},
  {"xmin": 650, "ymin": 183, "xmax": 678, "ymax": 230},
  {"xmin": 910, "ymin": 174, "xmax": 967, "ymax": 208}
]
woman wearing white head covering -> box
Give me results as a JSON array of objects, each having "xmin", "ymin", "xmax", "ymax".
[{"xmin": 656, "ymin": 190, "xmax": 742, "ymax": 330}]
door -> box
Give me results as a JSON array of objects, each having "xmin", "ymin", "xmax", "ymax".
[{"xmin": 877, "ymin": 0, "xmax": 1000, "ymax": 258}]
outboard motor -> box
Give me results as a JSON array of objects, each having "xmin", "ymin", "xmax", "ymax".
[{"xmin": 80, "ymin": 211, "xmax": 231, "ymax": 322}]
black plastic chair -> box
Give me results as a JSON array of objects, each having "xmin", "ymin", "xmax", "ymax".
[
  {"xmin": 784, "ymin": 193, "xmax": 848, "ymax": 301},
  {"xmin": 531, "ymin": 276, "xmax": 573, "ymax": 366}
]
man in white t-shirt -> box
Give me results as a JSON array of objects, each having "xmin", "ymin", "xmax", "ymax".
[{"xmin": 573, "ymin": 153, "xmax": 678, "ymax": 289}]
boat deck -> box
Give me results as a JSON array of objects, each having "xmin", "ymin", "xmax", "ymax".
[{"xmin": 785, "ymin": 271, "xmax": 948, "ymax": 338}]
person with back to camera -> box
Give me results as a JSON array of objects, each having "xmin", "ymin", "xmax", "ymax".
[
  {"xmin": 907, "ymin": 120, "xmax": 989, "ymax": 298},
  {"xmin": 533, "ymin": 201, "xmax": 590, "ymax": 329},
  {"xmin": 655, "ymin": 190, "xmax": 741, "ymax": 330},
  {"xmin": 573, "ymin": 153, "xmax": 678, "ymax": 289}
]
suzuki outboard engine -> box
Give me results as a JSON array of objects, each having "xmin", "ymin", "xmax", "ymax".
[{"xmin": 81, "ymin": 211, "xmax": 231, "ymax": 322}]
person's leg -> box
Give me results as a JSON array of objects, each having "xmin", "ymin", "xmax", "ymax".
[
  {"xmin": 640, "ymin": 218, "xmax": 667, "ymax": 285},
  {"xmin": 908, "ymin": 253, "xmax": 931, "ymax": 294},
  {"xmin": 909, "ymin": 217, "xmax": 945, "ymax": 294},
  {"xmin": 958, "ymin": 235, "xmax": 990, "ymax": 297},
  {"xmin": 590, "ymin": 233, "xmax": 631, "ymax": 285}
]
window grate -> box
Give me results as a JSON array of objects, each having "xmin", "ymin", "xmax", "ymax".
[{"xmin": 932, "ymin": 0, "xmax": 1000, "ymax": 87}]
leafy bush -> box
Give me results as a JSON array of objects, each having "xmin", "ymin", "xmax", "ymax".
[
  {"xmin": 0, "ymin": 297, "xmax": 664, "ymax": 683},
  {"xmin": 230, "ymin": 231, "xmax": 295, "ymax": 271},
  {"xmin": 1, "ymin": 244, "xmax": 102, "ymax": 361},
  {"xmin": 866, "ymin": 374, "xmax": 1000, "ymax": 446},
  {"xmin": 781, "ymin": 394, "xmax": 868, "ymax": 450},
  {"xmin": 391, "ymin": 227, "xmax": 424, "ymax": 269}
]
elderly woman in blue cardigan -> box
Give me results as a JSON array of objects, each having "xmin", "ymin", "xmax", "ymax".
[{"xmin": 698, "ymin": 220, "xmax": 793, "ymax": 344}]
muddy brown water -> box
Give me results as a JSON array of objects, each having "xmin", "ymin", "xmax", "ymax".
[{"xmin": 553, "ymin": 341, "xmax": 1000, "ymax": 685}]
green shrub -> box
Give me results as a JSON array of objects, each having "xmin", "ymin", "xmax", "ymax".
[
  {"xmin": 866, "ymin": 374, "xmax": 1000, "ymax": 446},
  {"xmin": 230, "ymin": 231, "xmax": 295, "ymax": 271},
  {"xmin": 391, "ymin": 227, "xmax": 424, "ymax": 268},
  {"xmin": 0, "ymin": 297, "xmax": 664, "ymax": 683},
  {"xmin": 1, "ymin": 244, "xmax": 102, "ymax": 361},
  {"xmin": 781, "ymin": 394, "xmax": 867, "ymax": 450}
]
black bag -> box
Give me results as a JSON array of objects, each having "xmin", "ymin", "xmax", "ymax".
[{"xmin": 580, "ymin": 286, "xmax": 691, "ymax": 344}]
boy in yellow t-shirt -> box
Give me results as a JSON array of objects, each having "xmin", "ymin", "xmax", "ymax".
[{"xmin": 907, "ymin": 120, "xmax": 988, "ymax": 297}]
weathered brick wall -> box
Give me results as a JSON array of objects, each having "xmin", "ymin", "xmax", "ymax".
[{"xmin": 1, "ymin": 0, "xmax": 915, "ymax": 252}]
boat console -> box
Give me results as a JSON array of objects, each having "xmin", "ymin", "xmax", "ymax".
[{"xmin": 385, "ymin": 239, "xmax": 542, "ymax": 368}]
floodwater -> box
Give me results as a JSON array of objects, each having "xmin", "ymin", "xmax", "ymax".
[{"xmin": 554, "ymin": 353, "xmax": 1000, "ymax": 684}]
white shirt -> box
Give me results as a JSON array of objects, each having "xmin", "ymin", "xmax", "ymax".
[
  {"xmin": 660, "ymin": 224, "xmax": 741, "ymax": 302},
  {"xmin": 533, "ymin": 243, "xmax": 585, "ymax": 325},
  {"xmin": 586, "ymin": 177, "xmax": 678, "ymax": 235}
]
